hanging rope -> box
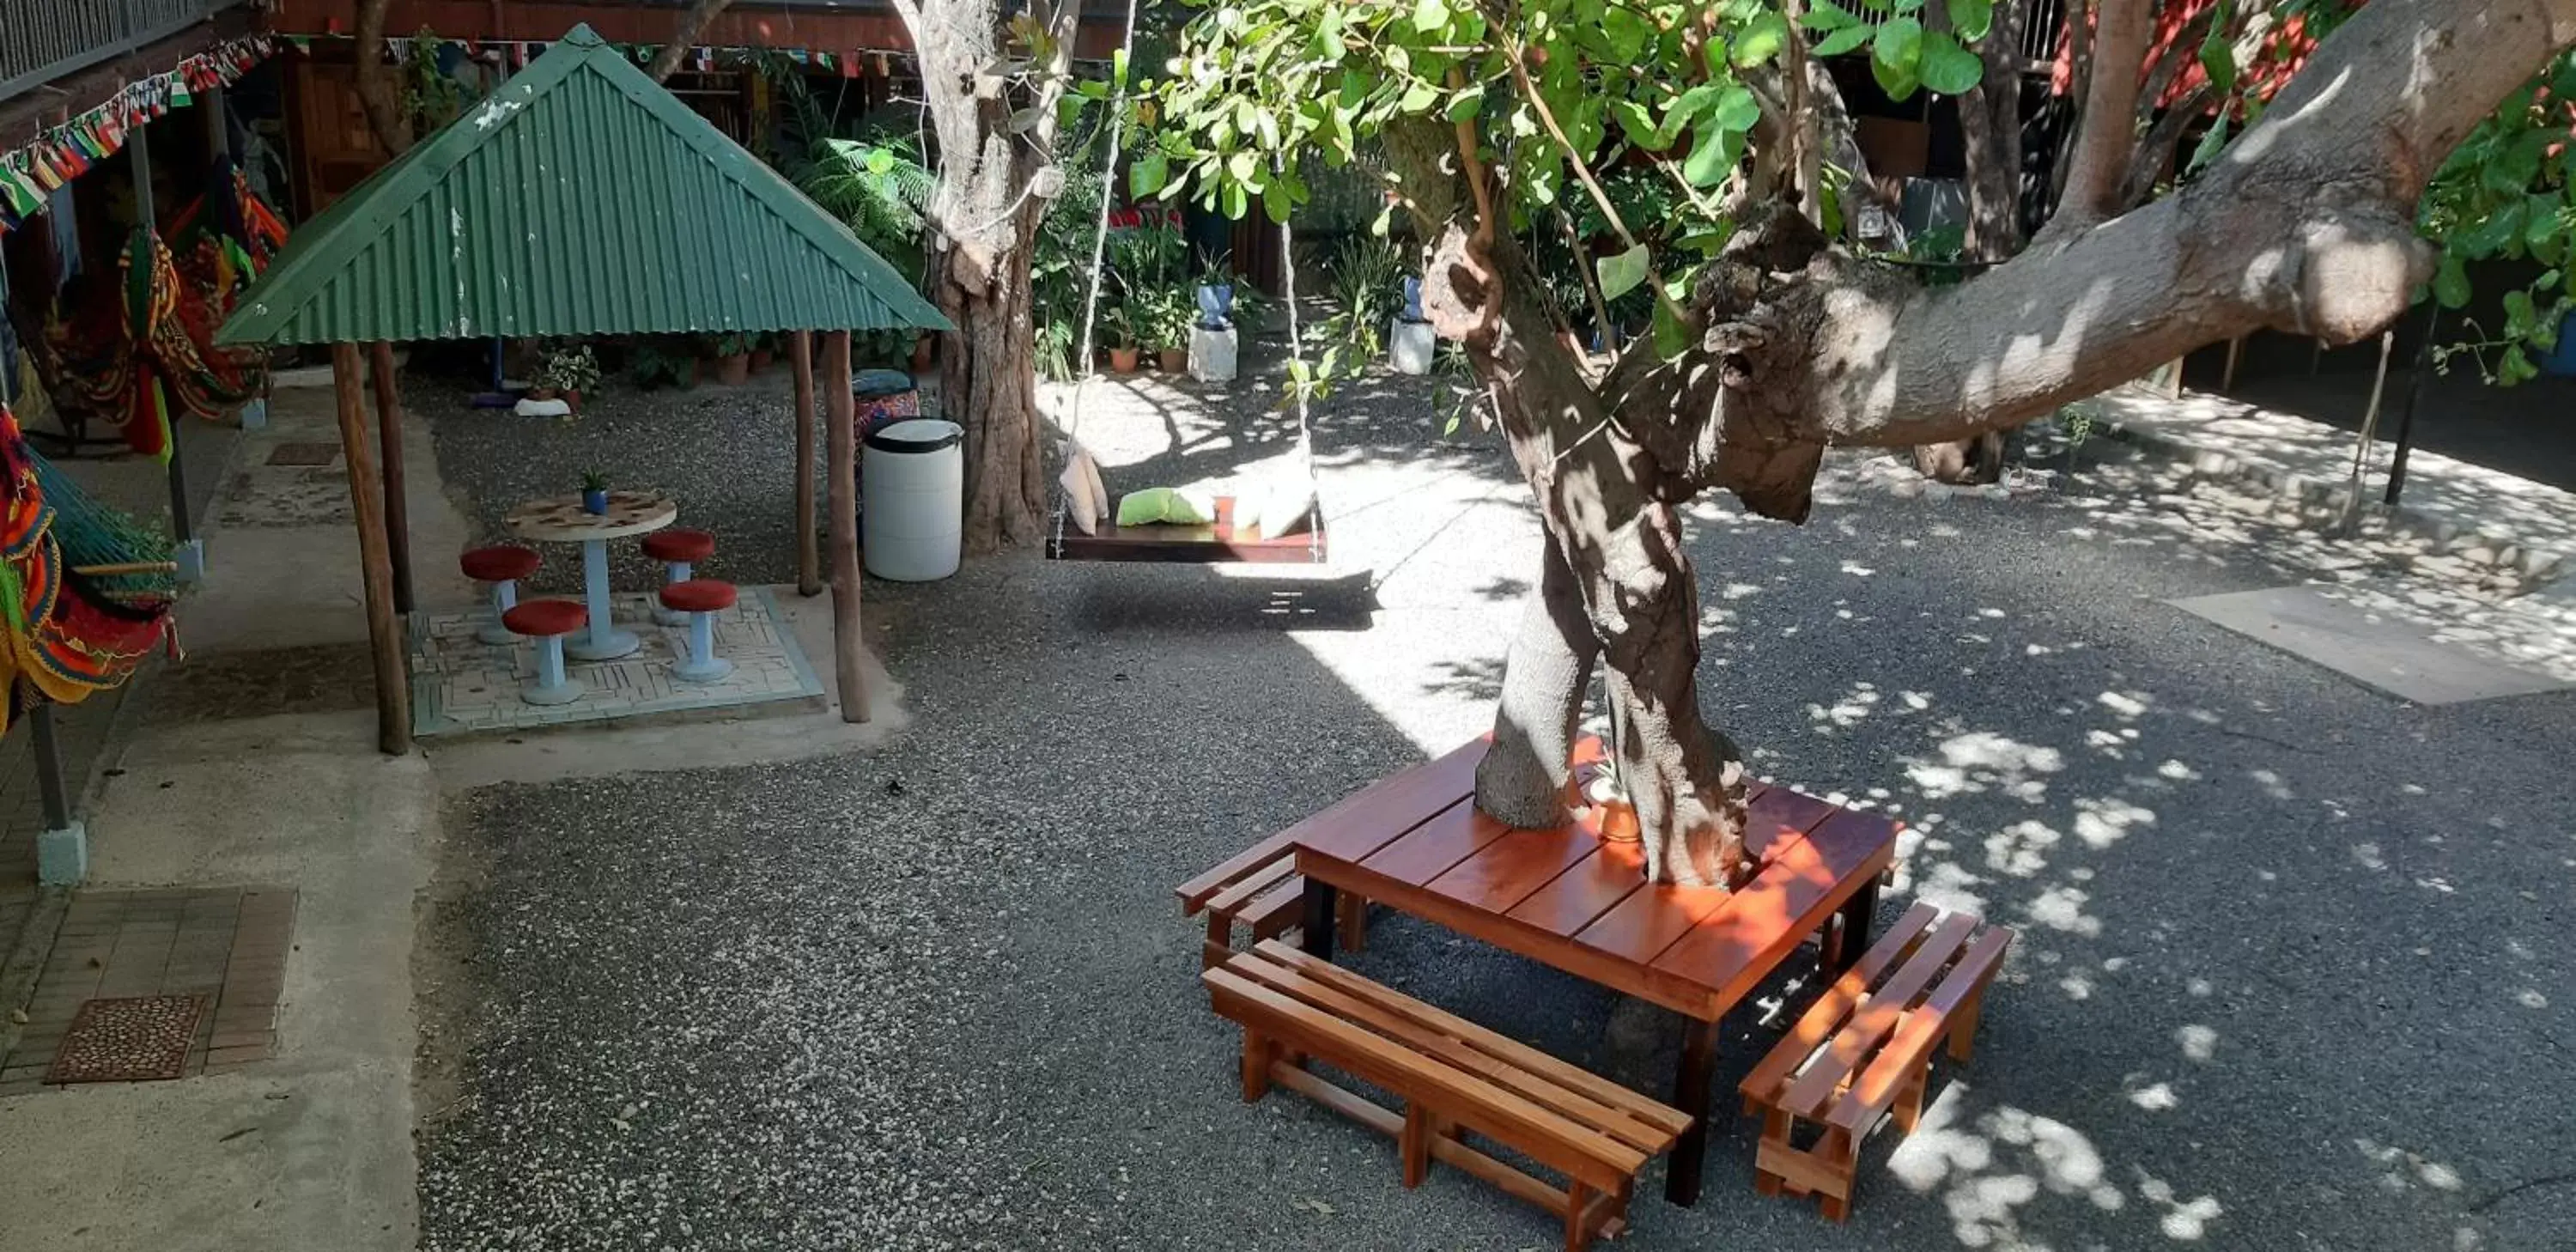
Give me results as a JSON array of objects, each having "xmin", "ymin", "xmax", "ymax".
[
  {"xmin": 1050, "ymin": 0, "xmax": 1145, "ymax": 557},
  {"xmin": 1273, "ymin": 184, "xmax": 1323, "ymax": 561}
]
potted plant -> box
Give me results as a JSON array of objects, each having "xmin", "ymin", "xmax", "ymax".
[
  {"xmin": 1105, "ymin": 307, "xmax": 1142, "ymax": 374},
  {"xmin": 749, "ymin": 333, "xmax": 776, "ymax": 374},
  {"xmin": 712, "ymin": 332, "xmax": 753, "ymax": 386},
  {"xmin": 580, "ymin": 469, "xmax": 611, "ymax": 515},
  {"xmin": 1147, "ymin": 283, "xmax": 1194, "ymax": 373},
  {"xmin": 536, "ymin": 343, "xmax": 600, "ymax": 414}
]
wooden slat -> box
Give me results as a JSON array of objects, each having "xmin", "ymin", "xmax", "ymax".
[
  {"xmin": 1243, "ymin": 875, "xmax": 1305, "ymax": 939},
  {"xmin": 1504, "ymin": 841, "xmax": 1649, "ymax": 939},
  {"xmin": 1572, "ymin": 787, "xmax": 1841, "ymax": 967},
  {"xmin": 1744, "ymin": 787, "xmax": 1841, "ymax": 860},
  {"xmin": 1255, "ymin": 941, "xmax": 1693, "ymax": 1139},
  {"xmin": 1267, "ymin": 1064, "xmax": 1574, "ymax": 1218},
  {"xmin": 1053, "ymin": 495, "xmax": 1330, "ymax": 564},
  {"xmin": 1301, "ymin": 847, "xmax": 1725, "ymax": 1018},
  {"xmin": 1777, "ymin": 913, "xmax": 1980, "ymax": 1119},
  {"xmin": 1827, "ymin": 926, "xmax": 2014, "ymax": 1131},
  {"xmin": 1739, "ymin": 902, "xmax": 1942, "ymax": 1103},
  {"xmin": 1204, "ymin": 854, "xmax": 1297, "ymax": 919},
  {"xmin": 1361, "ymin": 801, "xmax": 1516, "ymax": 888},
  {"xmin": 1177, "ymin": 737, "xmax": 1485, "ymax": 912},
  {"xmin": 1204, "ymin": 967, "xmax": 1647, "ymax": 1192},
  {"xmin": 1230, "ymin": 950, "xmax": 1678, "ymax": 1154},
  {"xmin": 1646, "ymin": 809, "xmax": 1899, "ymax": 1006},
  {"xmin": 1425, "ymin": 825, "xmax": 1599, "ymax": 917}
]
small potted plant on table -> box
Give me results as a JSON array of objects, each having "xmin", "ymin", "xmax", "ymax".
[{"xmin": 580, "ymin": 470, "xmax": 611, "ymax": 515}]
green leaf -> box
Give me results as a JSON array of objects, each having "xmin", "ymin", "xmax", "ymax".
[
  {"xmin": 2530, "ymin": 306, "xmax": 2562, "ymax": 354},
  {"xmin": 1871, "ymin": 46, "xmax": 1920, "ymax": 100},
  {"xmin": 1947, "ymin": 0, "xmax": 1993, "ymax": 41},
  {"xmin": 1263, "ymin": 179, "xmax": 1291, "ymax": 222},
  {"xmin": 1227, "ymin": 150, "xmax": 1260, "ymax": 183},
  {"xmin": 1918, "ymin": 31, "xmax": 1982, "ymax": 95},
  {"xmin": 1222, "ymin": 181, "xmax": 1249, "ymax": 220},
  {"xmin": 1651, "ymin": 299, "xmax": 1692, "ymax": 360},
  {"xmin": 1712, "ymin": 85, "xmax": 1760, "ymax": 133},
  {"xmin": 2500, "ymin": 343, "xmax": 2538, "ymax": 385},
  {"xmin": 1682, "ymin": 118, "xmax": 1744, "ymax": 187},
  {"xmin": 2186, "ymin": 113, "xmax": 2232, "ymax": 173},
  {"xmin": 1803, "ymin": 2, "xmax": 1860, "ymax": 30},
  {"xmin": 1874, "ymin": 16, "xmax": 1923, "ymax": 71},
  {"xmin": 1399, "ymin": 80, "xmax": 1440, "ymax": 112},
  {"xmin": 2506, "ymin": 288, "xmax": 2537, "ymax": 331},
  {"xmin": 1446, "ymin": 87, "xmax": 1484, "ymax": 122},
  {"xmin": 1315, "ymin": 7, "xmax": 1344, "ymax": 61},
  {"xmin": 1814, "ymin": 25, "xmax": 1873, "ymax": 57},
  {"xmin": 1611, "ymin": 99, "xmax": 1660, "ymax": 146},
  {"xmin": 2527, "ymin": 194, "xmax": 2564, "ymax": 252},
  {"xmin": 1132, "ymin": 150, "xmax": 1170, "ymax": 197},
  {"xmin": 1602, "ymin": 7, "xmax": 1650, "ymax": 60},
  {"xmin": 1733, "ymin": 11, "xmax": 1789, "ymax": 66},
  {"xmin": 2196, "ymin": 6, "xmax": 2237, "ymax": 96},
  {"xmin": 2434, "ymin": 254, "xmax": 2472, "ymax": 309},
  {"xmin": 1411, "ymin": 0, "xmax": 1448, "ymax": 33},
  {"xmin": 1653, "ymin": 82, "xmax": 1723, "ymax": 149},
  {"xmin": 1597, "ymin": 243, "xmax": 1650, "ymax": 301}
]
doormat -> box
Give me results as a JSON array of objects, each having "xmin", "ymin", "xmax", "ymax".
[
  {"xmin": 265, "ymin": 441, "xmax": 340, "ymax": 467},
  {"xmin": 46, "ymin": 995, "xmax": 206, "ymax": 1084}
]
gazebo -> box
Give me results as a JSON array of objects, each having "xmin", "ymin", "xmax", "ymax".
[{"xmin": 216, "ymin": 25, "xmax": 947, "ymax": 754}]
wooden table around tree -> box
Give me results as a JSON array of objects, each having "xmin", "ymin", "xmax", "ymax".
[
  {"xmin": 505, "ymin": 489, "xmax": 679, "ymax": 661},
  {"xmin": 1288, "ymin": 736, "xmax": 1898, "ymax": 1207}
]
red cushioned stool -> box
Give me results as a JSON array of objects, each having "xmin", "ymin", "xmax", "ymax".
[
  {"xmin": 641, "ymin": 528, "xmax": 716, "ymax": 625},
  {"xmin": 658, "ymin": 578, "xmax": 737, "ymax": 684},
  {"xmin": 461, "ymin": 544, "xmax": 542, "ymax": 646},
  {"xmin": 502, "ymin": 599, "xmax": 588, "ymax": 705}
]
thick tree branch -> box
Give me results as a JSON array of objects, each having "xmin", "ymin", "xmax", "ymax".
[
  {"xmin": 1810, "ymin": 0, "xmax": 2576, "ymax": 450},
  {"xmin": 2120, "ymin": 83, "xmax": 2217, "ymax": 210},
  {"xmin": 2046, "ymin": 0, "xmax": 2154, "ymax": 234},
  {"xmin": 1956, "ymin": 0, "xmax": 2031, "ymax": 259},
  {"xmin": 648, "ymin": 0, "xmax": 736, "ymax": 83}
]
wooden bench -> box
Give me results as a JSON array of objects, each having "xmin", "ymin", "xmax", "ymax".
[
  {"xmin": 1205, "ymin": 940, "xmax": 1690, "ymax": 1251},
  {"xmin": 1177, "ymin": 834, "xmax": 1365, "ymax": 969},
  {"xmin": 1738, "ymin": 903, "xmax": 2014, "ymax": 1221}
]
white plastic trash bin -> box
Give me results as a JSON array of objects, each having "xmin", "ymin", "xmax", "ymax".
[{"xmin": 862, "ymin": 418, "xmax": 964, "ymax": 581}]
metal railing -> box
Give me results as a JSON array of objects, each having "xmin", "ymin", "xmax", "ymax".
[
  {"xmin": 0, "ymin": 0, "xmax": 250, "ymax": 106},
  {"xmin": 1846, "ymin": 0, "xmax": 2070, "ymax": 74}
]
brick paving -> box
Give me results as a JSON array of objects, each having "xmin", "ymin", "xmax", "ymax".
[{"xmin": 0, "ymin": 886, "xmax": 295, "ymax": 1093}]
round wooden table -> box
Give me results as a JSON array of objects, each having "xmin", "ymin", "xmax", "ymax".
[{"xmin": 505, "ymin": 489, "xmax": 679, "ymax": 660}]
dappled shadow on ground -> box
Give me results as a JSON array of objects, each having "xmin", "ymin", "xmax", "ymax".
[{"xmin": 416, "ymin": 371, "xmax": 2576, "ymax": 1251}]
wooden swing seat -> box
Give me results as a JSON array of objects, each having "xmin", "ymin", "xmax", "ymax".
[{"xmin": 1048, "ymin": 495, "xmax": 1327, "ymax": 565}]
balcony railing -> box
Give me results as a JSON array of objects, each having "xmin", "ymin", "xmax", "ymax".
[{"xmin": 0, "ymin": 0, "xmax": 251, "ymax": 106}]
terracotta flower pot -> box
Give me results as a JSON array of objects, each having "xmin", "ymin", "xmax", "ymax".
[
  {"xmin": 563, "ymin": 388, "xmax": 583, "ymax": 414},
  {"xmin": 1157, "ymin": 348, "xmax": 1188, "ymax": 373},
  {"xmin": 717, "ymin": 353, "xmax": 750, "ymax": 386},
  {"xmin": 528, "ymin": 386, "xmax": 560, "ymax": 403},
  {"xmin": 1109, "ymin": 346, "xmax": 1141, "ymax": 373},
  {"xmin": 912, "ymin": 336, "xmax": 935, "ymax": 372},
  {"xmin": 750, "ymin": 349, "xmax": 775, "ymax": 373}
]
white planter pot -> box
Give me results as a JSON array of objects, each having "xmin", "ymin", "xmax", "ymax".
[
  {"xmin": 1190, "ymin": 325, "xmax": 1239, "ymax": 383},
  {"xmin": 1389, "ymin": 319, "xmax": 1437, "ymax": 375}
]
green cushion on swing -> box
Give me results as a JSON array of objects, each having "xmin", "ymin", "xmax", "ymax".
[{"xmin": 1115, "ymin": 487, "xmax": 1218, "ymax": 527}]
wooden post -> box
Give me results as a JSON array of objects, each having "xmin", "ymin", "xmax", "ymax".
[
  {"xmin": 333, "ymin": 344, "xmax": 412, "ymax": 754},
  {"xmin": 822, "ymin": 331, "xmax": 868, "ymax": 722},
  {"xmin": 792, "ymin": 330, "xmax": 820, "ymax": 596},
  {"xmin": 368, "ymin": 342, "xmax": 415, "ymax": 613}
]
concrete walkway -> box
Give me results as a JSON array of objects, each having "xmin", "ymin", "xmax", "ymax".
[{"xmin": 2076, "ymin": 386, "xmax": 2576, "ymax": 592}]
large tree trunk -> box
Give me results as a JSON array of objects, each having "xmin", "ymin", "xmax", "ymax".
[
  {"xmin": 352, "ymin": 0, "xmax": 412, "ymax": 156},
  {"xmin": 647, "ymin": 0, "xmax": 736, "ymax": 83},
  {"xmin": 1405, "ymin": 0, "xmax": 2576, "ymax": 884},
  {"xmin": 933, "ymin": 234, "xmax": 1048, "ymax": 549},
  {"xmin": 898, "ymin": 0, "xmax": 1070, "ymax": 552}
]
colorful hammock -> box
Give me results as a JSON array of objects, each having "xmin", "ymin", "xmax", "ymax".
[
  {"xmin": 0, "ymin": 404, "xmax": 176, "ymax": 727},
  {"xmin": 52, "ymin": 224, "xmax": 264, "ymax": 461}
]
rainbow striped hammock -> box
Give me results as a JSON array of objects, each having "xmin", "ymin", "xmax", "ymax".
[{"xmin": 0, "ymin": 404, "xmax": 177, "ymax": 726}]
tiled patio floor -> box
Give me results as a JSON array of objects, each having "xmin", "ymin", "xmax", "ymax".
[
  {"xmin": 0, "ymin": 887, "xmax": 294, "ymax": 1093},
  {"xmin": 410, "ymin": 585, "xmax": 823, "ymax": 737}
]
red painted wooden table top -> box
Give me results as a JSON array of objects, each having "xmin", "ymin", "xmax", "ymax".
[{"xmin": 1291, "ymin": 738, "xmax": 1899, "ymax": 1022}]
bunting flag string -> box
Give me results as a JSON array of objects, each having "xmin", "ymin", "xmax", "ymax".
[{"xmin": 0, "ymin": 34, "xmax": 276, "ymax": 235}]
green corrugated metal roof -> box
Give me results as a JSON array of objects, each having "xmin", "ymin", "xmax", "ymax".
[{"xmin": 217, "ymin": 25, "xmax": 946, "ymax": 346}]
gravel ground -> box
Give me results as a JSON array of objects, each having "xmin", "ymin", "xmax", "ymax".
[{"xmin": 415, "ymin": 354, "xmax": 2576, "ymax": 1252}]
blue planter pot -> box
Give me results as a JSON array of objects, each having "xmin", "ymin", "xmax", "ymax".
[
  {"xmin": 1196, "ymin": 283, "xmax": 1235, "ymax": 329},
  {"xmin": 1400, "ymin": 276, "xmax": 1425, "ymax": 324},
  {"xmin": 581, "ymin": 488, "xmax": 610, "ymax": 515}
]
